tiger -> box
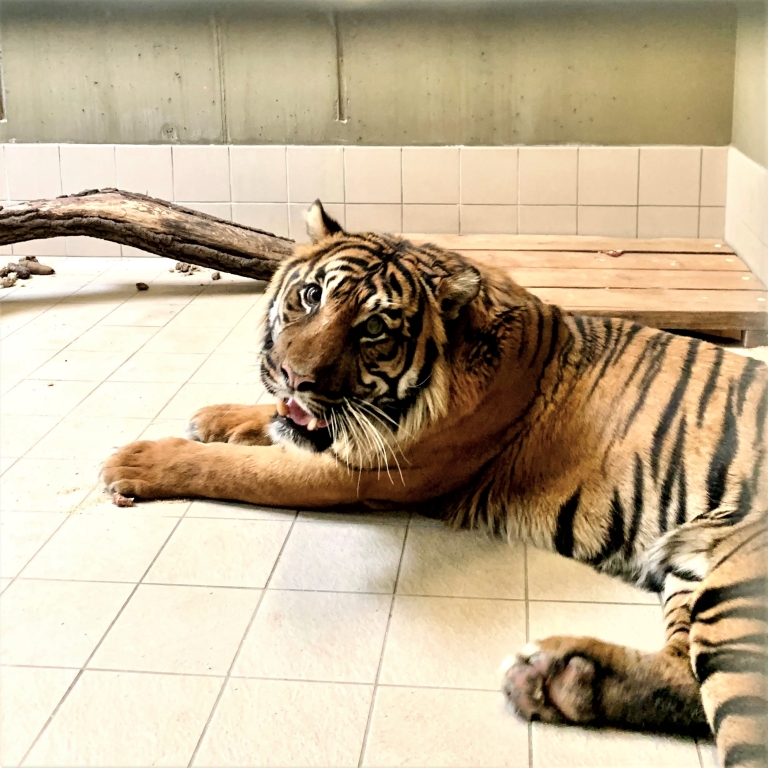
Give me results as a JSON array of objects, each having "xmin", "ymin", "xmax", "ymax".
[{"xmin": 103, "ymin": 200, "xmax": 768, "ymax": 768}]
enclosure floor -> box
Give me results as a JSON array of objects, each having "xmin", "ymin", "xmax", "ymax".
[{"xmin": 3, "ymin": 256, "xmax": 757, "ymax": 768}]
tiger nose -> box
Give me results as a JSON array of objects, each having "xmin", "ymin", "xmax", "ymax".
[{"xmin": 282, "ymin": 364, "xmax": 315, "ymax": 392}]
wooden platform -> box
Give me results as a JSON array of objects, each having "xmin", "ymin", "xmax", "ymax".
[{"xmin": 404, "ymin": 235, "xmax": 768, "ymax": 344}]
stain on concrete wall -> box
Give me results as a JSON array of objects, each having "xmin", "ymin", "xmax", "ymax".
[{"xmin": 0, "ymin": 1, "xmax": 737, "ymax": 146}]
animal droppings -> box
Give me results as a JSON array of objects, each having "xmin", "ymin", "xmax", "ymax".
[{"xmin": 19, "ymin": 256, "xmax": 55, "ymax": 275}]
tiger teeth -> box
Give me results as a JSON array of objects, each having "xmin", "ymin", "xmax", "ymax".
[
  {"xmin": 276, "ymin": 400, "xmax": 289, "ymax": 417},
  {"xmin": 307, "ymin": 418, "xmax": 318, "ymax": 432}
]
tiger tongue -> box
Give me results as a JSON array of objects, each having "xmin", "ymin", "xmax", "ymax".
[{"xmin": 285, "ymin": 398, "xmax": 328, "ymax": 429}]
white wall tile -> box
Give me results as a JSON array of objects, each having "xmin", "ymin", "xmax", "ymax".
[
  {"xmin": 60, "ymin": 145, "xmax": 116, "ymax": 195},
  {"xmin": 181, "ymin": 202, "xmax": 232, "ymax": 221},
  {"xmin": 345, "ymin": 204, "xmax": 401, "ymax": 233},
  {"xmin": 121, "ymin": 245, "xmax": 158, "ymax": 258},
  {"xmin": 460, "ymin": 205, "xmax": 517, "ymax": 234},
  {"xmin": 700, "ymin": 147, "xmax": 728, "ymax": 207},
  {"xmin": 698, "ymin": 207, "xmax": 725, "ymax": 239},
  {"xmin": 735, "ymin": 156, "xmax": 768, "ymax": 246},
  {"xmin": 518, "ymin": 148, "xmax": 577, "ymax": 205},
  {"xmin": 287, "ymin": 147, "xmax": 344, "ymax": 204},
  {"xmin": 5, "ymin": 145, "xmax": 61, "ymax": 200},
  {"xmin": 344, "ymin": 148, "xmax": 401, "ymax": 204},
  {"xmin": 115, "ymin": 146, "xmax": 173, "ymax": 199},
  {"xmin": 577, "ymin": 206, "xmax": 637, "ymax": 237},
  {"xmin": 578, "ymin": 147, "xmax": 638, "ymax": 206},
  {"xmin": 65, "ymin": 237, "xmax": 121, "ymax": 257},
  {"xmin": 402, "ymin": 204, "xmax": 459, "ymax": 233},
  {"xmin": 230, "ymin": 146, "xmax": 287, "ymax": 203},
  {"xmin": 289, "ymin": 202, "xmax": 345, "ymax": 243},
  {"xmin": 518, "ymin": 205, "xmax": 577, "ymax": 235},
  {"xmin": 726, "ymin": 212, "xmax": 768, "ymax": 288},
  {"xmin": 638, "ymin": 147, "xmax": 700, "ymax": 206},
  {"xmin": 12, "ymin": 238, "xmax": 67, "ymax": 257},
  {"xmin": 637, "ymin": 206, "xmax": 699, "ymax": 238},
  {"xmin": 402, "ymin": 148, "xmax": 459, "ymax": 204},
  {"xmin": 0, "ymin": 146, "xmax": 8, "ymax": 200},
  {"xmin": 725, "ymin": 147, "xmax": 768, "ymax": 283},
  {"xmin": 460, "ymin": 148, "xmax": 517, "ymax": 205},
  {"xmin": 172, "ymin": 146, "xmax": 230, "ymax": 202},
  {"xmin": 232, "ymin": 203, "xmax": 290, "ymax": 239}
]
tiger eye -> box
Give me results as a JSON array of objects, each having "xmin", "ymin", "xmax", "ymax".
[
  {"xmin": 364, "ymin": 316, "xmax": 385, "ymax": 337},
  {"xmin": 303, "ymin": 284, "xmax": 322, "ymax": 306}
]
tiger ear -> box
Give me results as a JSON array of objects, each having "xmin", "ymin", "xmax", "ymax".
[
  {"xmin": 306, "ymin": 200, "xmax": 343, "ymax": 243},
  {"xmin": 436, "ymin": 266, "xmax": 481, "ymax": 320}
]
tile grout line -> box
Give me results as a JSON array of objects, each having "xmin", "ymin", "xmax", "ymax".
[
  {"xmin": 524, "ymin": 543, "xmax": 533, "ymax": 768},
  {"xmin": 3, "ymin": 575, "xmax": 658, "ymax": 606},
  {"xmin": 17, "ymin": 506, "xmax": 192, "ymax": 766},
  {"xmin": 635, "ymin": 147, "xmax": 642, "ymax": 238},
  {"xmin": 0, "ymin": 261, "xmax": 113, "ymax": 359},
  {"xmin": 4, "ymin": 267, "xmax": 205, "ymax": 469},
  {"xmin": 1, "ymin": 264, "xmax": 158, "ymax": 460},
  {"xmin": 0, "ymin": 661, "xmax": 547, "ymax": 695},
  {"xmin": 356, "ymin": 516, "xmax": 411, "ymax": 767},
  {"xmin": 184, "ymin": 509, "xmax": 300, "ymax": 768},
  {"xmin": 575, "ymin": 147, "xmax": 579, "ymax": 236},
  {"xmin": 285, "ymin": 147, "xmax": 292, "ymax": 238},
  {"xmin": 697, "ymin": 147, "xmax": 704, "ymax": 238},
  {"xmin": 1, "ymin": 514, "xmax": 73, "ymax": 600},
  {"xmin": 458, "ymin": 147, "xmax": 462, "ymax": 235},
  {"xmin": 516, "ymin": 148, "xmax": 521, "ymax": 235}
]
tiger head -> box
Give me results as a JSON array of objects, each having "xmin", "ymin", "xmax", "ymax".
[{"xmin": 260, "ymin": 200, "xmax": 488, "ymax": 468}]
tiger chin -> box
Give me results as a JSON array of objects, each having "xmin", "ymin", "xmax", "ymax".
[{"xmin": 104, "ymin": 200, "xmax": 767, "ymax": 768}]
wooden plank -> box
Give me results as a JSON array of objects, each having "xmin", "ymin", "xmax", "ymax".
[
  {"xmin": 506, "ymin": 268, "xmax": 764, "ymax": 291},
  {"xmin": 404, "ymin": 234, "xmax": 735, "ymax": 254},
  {"xmin": 464, "ymin": 251, "xmax": 750, "ymax": 272},
  {"xmin": 530, "ymin": 287, "xmax": 768, "ymax": 331}
]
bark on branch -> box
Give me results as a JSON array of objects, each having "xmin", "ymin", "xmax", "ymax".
[{"xmin": 0, "ymin": 188, "xmax": 296, "ymax": 281}]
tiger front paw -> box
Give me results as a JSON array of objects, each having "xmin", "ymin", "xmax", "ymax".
[
  {"xmin": 187, "ymin": 404, "xmax": 273, "ymax": 446},
  {"xmin": 501, "ymin": 639, "xmax": 598, "ymax": 725},
  {"xmin": 101, "ymin": 437, "xmax": 201, "ymax": 500}
]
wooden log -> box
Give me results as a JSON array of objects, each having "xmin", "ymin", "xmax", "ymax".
[{"xmin": 0, "ymin": 188, "xmax": 295, "ymax": 281}]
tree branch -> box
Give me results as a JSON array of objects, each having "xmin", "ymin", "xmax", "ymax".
[{"xmin": 0, "ymin": 188, "xmax": 295, "ymax": 281}]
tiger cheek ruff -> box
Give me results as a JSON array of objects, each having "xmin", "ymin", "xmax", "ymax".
[{"xmin": 103, "ymin": 200, "xmax": 768, "ymax": 768}]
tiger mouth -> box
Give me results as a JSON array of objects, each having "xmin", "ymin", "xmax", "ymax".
[{"xmin": 276, "ymin": 397, "xmax": 329, "ymax": 432}]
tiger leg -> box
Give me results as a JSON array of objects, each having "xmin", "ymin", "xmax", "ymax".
[
  {"xmin": 187, "ymin": 403, "xmax": 276, "ymax": 446},
  {"xmin": 101, "ymin": 435, "xmax": 428, "ymax": 507},
  {"xmin": 689, "ymin": 522, "xmax": 768, "ymax": 768},
  {"xmin": 501, "ymin": 574, "xmax": 708, "ymax": 735}
]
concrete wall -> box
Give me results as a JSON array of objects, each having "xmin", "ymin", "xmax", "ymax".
[
  {"xmin": 732, "ymin": 1, "xmax": 768, "ymax": 167},
  {"xmin": 0, "ymin": 1, "xmax": 736, "ymax": 146},
  {"xmin": 725, "ymin": 3, "xmax": 767, "ymax": 288}
]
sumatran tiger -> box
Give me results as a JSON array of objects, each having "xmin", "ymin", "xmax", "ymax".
[{"xmin": 103, "ymin": 201, "xmax": 768, "ymax": 767}]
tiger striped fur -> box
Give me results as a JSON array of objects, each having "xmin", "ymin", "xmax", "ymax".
[{"xmin": 103, "ymin": 201, "xmax": 767, "ymax": 767}]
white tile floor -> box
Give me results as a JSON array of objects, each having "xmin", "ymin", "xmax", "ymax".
[{"xmin": 0, "ymin": 256, "xmax": 746, "ymax": 767}]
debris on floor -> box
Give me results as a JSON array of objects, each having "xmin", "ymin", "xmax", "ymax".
[
  {"xmin": 135, "ymin": 282, "xmax": 149, "ymax": 291},
  {"xmin": 0, "ymin": 256, "xmax": 56, "ymax": 287},
  {"xmin": 173, "ymin": 261, "xmax": 200, "ymax": 275},
  {"xmin": 0, "ymin": 271, "xmax": 18, "ymax": 288},
  {"xmin": 19, "ymin": 256, "xmax": 56, "ymax": 275},
  {"xmin": 211, "ymin": 271, "xmax": 221, "ymax": 280},
  {"xmin": 7, "ymin": 262, "xmax": 32, "ymax": 279}
]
